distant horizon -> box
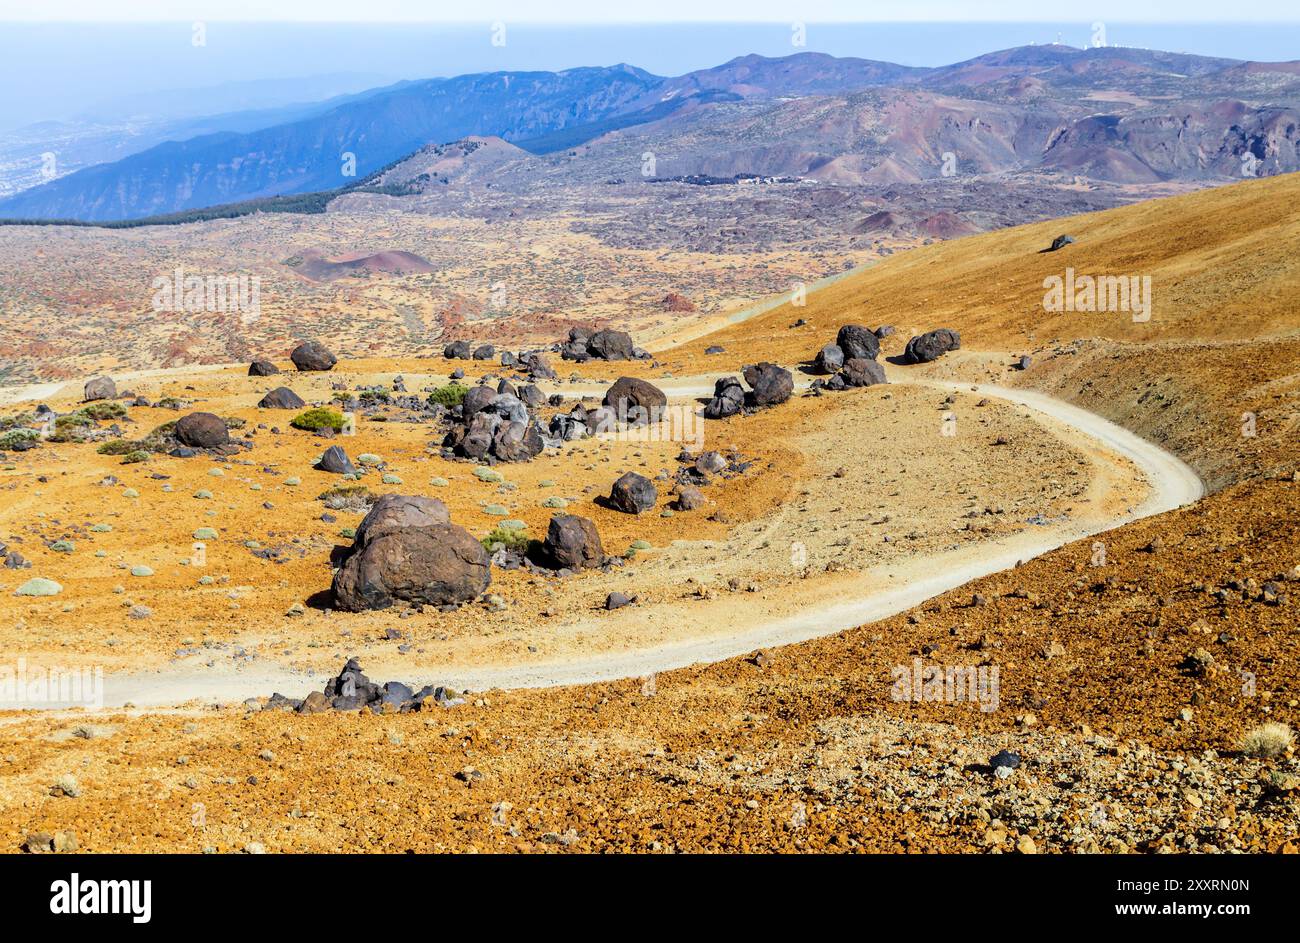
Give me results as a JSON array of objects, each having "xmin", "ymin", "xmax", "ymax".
[{"xmin": 3, "ymin": 20, "xmax": 1299, "ymax": 131}]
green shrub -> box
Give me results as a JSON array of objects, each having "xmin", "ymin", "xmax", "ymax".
[
  {"xmin": 291, "ymin": 407, "xmax": 346, "ymax": 432},
  {"xmin": 480, "ymin": 526, "xmax": 537, "ymax": 554},
  {"xmin": 0, "ymin": 412, "xmax": 34, "ymax": 431},
  {"xmin": 428, "ymin": 383, "xmax": 468, "ymax": 408},
  {"xmin": 121, "ymin": 450, "xmax": 150, "ymax": 464},
  {"xmin": 97, "ymin": 439, "xmax": 142, "ymax": 455},
  {"xmin": 0, "ymin": 428, "xmax": 39, "ymax": 450},
  {"xmin": 82, "ymin": 401, "xmax": 127, "ymax": 421},
  {"xmin": 358, "ymin": 388, "xmax": 392, "ymax": 405},
  {"xmin": 156, "ymin": 397, "xmax": 186, "ymax": 410}
]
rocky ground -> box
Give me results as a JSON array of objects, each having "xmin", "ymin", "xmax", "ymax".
[{"xmin": 1, "ymin": 173, "xmax": 1298, "ymax": 853}]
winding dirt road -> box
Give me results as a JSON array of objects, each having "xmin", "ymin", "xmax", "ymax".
[{"xmin": 15, "ymin": 366, "xmax": 1202, "ymax": 710}]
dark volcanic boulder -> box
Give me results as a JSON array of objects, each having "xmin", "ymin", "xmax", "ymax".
[
  {"xmin": 742, "ymin": 362, "xmax": 793, "ymax": 407},
  {"xmin": 603, "ymin": 377, "xmax": 667, "ymax": 424},
  {"xmin": 83, "ymin": 376, "xmax": 116, "ymax": 401},
  {"xmin": 248, "ymin": 360, "xmax": 280, "ymax": 376},
  {"xmin": 609, "ymin": 472, "xmax": 657, "ymax": 514},
  {"xmin": 520, "ymin": 351, "xmax": 556, "ymax": 379},
  {"xmin": 353, "ymin": 495, "xmax": 450, "ymax": 549},
  {"xmin": 703, "ymin": 376, "xmax": 745, "ymax": 419},
  {"xmin": 332, "ymin": 523, "xmax": 490, "ymax": 612},
  {"xmin": 587, "ymin": 329, "xmax": 635, "ymax": 361},
  {"xmin": 443, "ymin": 340, "xmax": 472, "ymax": 359},
  {"xmin": 492, "ymin": 420, "xmax": 544, "ymax": 462},
  {"xmin": 836, "ymin": 324, "xmax": 880, "ymax": 361},
  {"xmin": 291, "ymin": 341, "xmax": 337, "ymax": 372},
  {"xmin": 257, "ymin": 386, "xmax": 305, "ymax": 409},
  {"xmin": 471, "ymin": 344, "xmax": 495, "ymax": 361},
  {"xmin": 462, "ymin": 384, "xmax": 497, "ymax": 421},
  {"xmin": 874, "ymin": 325, "xmax": 895, "ymax": 338},
  {"xmin": 903, "ymin": 328, "xmax": 962, "ymax": 364},
  {"xmin": 542, "ymin": 514, "xmax": 604, "ymax": 570},
  {"xmin": 459, "ymin": 411, "xmax": 501, "ymax": 460},
  {"xmin": 317, "ymin": 445, "xmax": 357, "ymax": 475},
  {"xmin": 174, "ymin": 412, "xmax": 229, "ymax": 449},
  {"xmin": 838, "ymin": 358, "xmax": 888, "ymax": 387},
  {"xmin": 1046, "ymin": 234, "xmax": 1074, "ymax": 252},
  {"xmin": 813, "ymin": 343, "xmax": 844, "ymax": 374}
]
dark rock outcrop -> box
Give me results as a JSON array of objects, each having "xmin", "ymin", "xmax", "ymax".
[
  {"xmin": 836, "ymin": 324, "xmax": 880, "ymax": 361},
  {"xmin": 814, "ymin": 343, "xmax": 844, "ymax": 374},
  {"xmin": 603, "ymin": 377, "xmax": 667, "ymax": 424},
  {"xmin": 703, "ymin": 376, "xmax": 745, "ymax": 419},
  {"xmin": 317, "ymin": 444, "xmax": 357, "ymax": 475},
  {"xmin": 332, "ymin": 498, "xmax": 490, "ymax": 612},
  {"xmin": 609, "ymin": 472, "xmax": 657, "ymax": 514},
  {"xmin": 248, "ymin": 360, "xmax": 280, "ymax": 376},
  {"xmin": 742, "ymin": 362, "xmax": 793, "ymax": 407},
  {"xmin": 174, "ymin": 412, "xmax": 230, "ymax": 449},
  {"xmin": 542, "ymin": 514, "xmax": 604, "ymax": 570},
  {"xmin": 290, "ymin": 340, "xmax": 337, "ymax": 372},
  {"xmin": 83, "ymin": 376, "xmax": 116, "ymax": 401},
  {"xmin": 257, "ymin": 387, "xmax": 306, "ymax": 409},
  {"xmin": 903, "ymin": 328, "xmax": 962, "ymax": 364}
]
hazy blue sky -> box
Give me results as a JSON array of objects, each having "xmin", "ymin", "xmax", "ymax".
[{"xmin": 4, "ymin": 1, "xmax": 1300, "ymax": 21}]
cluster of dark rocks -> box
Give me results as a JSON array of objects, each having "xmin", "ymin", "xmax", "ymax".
[
  {"xmin": 443, "ymin": 342, "xmax": 559, "ymax": 380},
  {"xmin": 442, "ymin": 379, "xmax": 551, "ymax": 463},
  {"xmin": 0, "ymin": 539, "xmax": 29, "ymax": 570},
  {"xmin": 260, "ymin": 658, "xmax": 466, "ymax": 714},
  {"xmin": 703, "ymin": 362, "xmax": 794, "ymax": 418},
  {"xmin": 808, "ymin": 323, "xmax": 889, "ymax": 391},
  {"xmin": 559, "ymin": 327, "xmax": 650, "ymax": 362},
  {"xmin": 246, "ymin": 339, "xmax": 337, "ymax": 375}
]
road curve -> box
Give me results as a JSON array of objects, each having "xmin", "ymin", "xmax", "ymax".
[{"xmin": 28, "ymin": 370, "xmax": 1203, "ymax": 710}]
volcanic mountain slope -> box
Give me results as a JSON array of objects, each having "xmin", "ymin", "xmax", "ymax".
[
  {"xmin": 2, "ymin": 173, "xmax": 1299, "ymax": 855},
  {"xmin": 659, "ymin": 171, "xmax": 1300, "ymax": 491},
  {"xmin": 5, "ymin": 45, "xmax": 1300, "ymax": 222}
]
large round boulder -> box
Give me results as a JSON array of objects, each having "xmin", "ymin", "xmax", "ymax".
[
  {"xmin": 904, "ymin": 328, "xmax": 962, "ymax": 364},
  {"xmin": 332, "ymin": 523, "xmax": 490, "ymax": 612},
  {"xmin": 742, "ymin": 362, "xmax": 794, "ymax": 407},
  {"xmin": 174, "ymin": 412, "xmax": 230, "ymax": 449},
  {"xmin": 291, "ymin": 341, "xmax": 337, "ymax": 372},
  {"xmin": 836, "ymin": 324, "xmax": 880, "ymax": 361},
  {"xmin": 587, "ymin": 329, "xmax": 635, "ymax": 361},
  {"xmin": 471, "ymin": 344, "xmax": 496, "ymax": 361},
  {"xmin": 603, "ymin": 377, "xmax": 667, "ymax": 424},
  {"xmin": 542, "ymin": 514, "xmax": 604, "ymax": 570},
  {"xmin": 443, "ymin": 340, "xmax": 472, "ymax": 360},
  {"xmin": 257, "ymin": 386, "xmax": 306, "ymax": 409},
  {"xmin": 83, "ymin": 376, "xmax": 116, "ymax": 402},
  {"xmin": 248, "ymin": 360, "xmax": 280, "ymax": 377},
  {"xmin": 609, "ymin": 472, "xmax": 657, "ymax": 514}
]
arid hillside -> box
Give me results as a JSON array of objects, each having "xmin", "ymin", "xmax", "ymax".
[
  {"xmin": 1, "ymin": 173, "xmax": 1297, "ymax": 855},
  {"xmin": 658, "ymin": 172, "xmax": 1300, "ymax": 489}
]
